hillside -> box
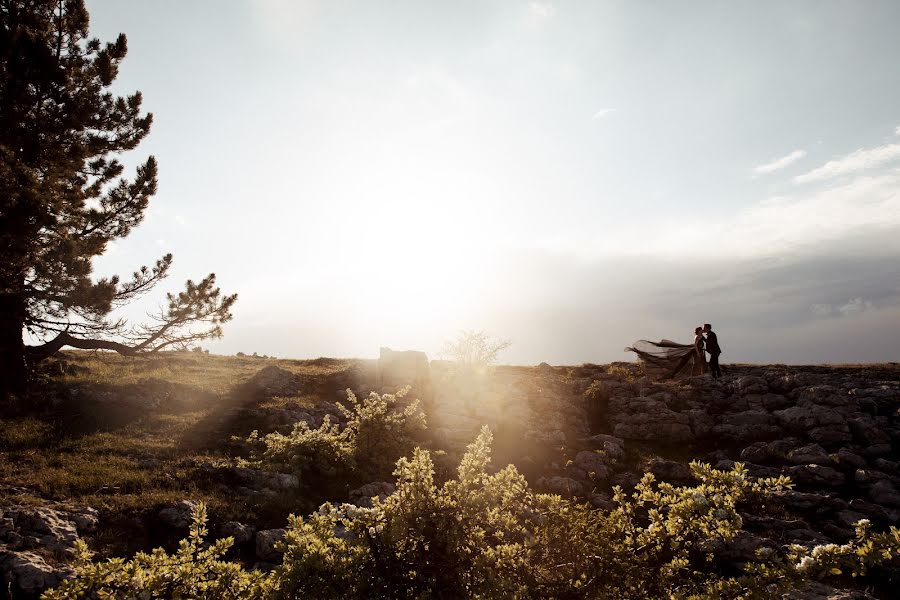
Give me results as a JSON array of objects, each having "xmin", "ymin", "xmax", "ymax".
[{"xmin": 1, "ymin": 351, "xmax": 899, "ymax": 598}]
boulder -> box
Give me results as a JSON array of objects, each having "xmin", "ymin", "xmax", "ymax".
[
  {"xmin": 218, "ymin": 521, "xmax": 256, "ymax": 545},
  {"xmin": 649, "ymin": 458, "xmax": 693, "ymax": 484},
  {"xmin": 573, "ymin": 451, "xmax": 611, "ymax": 480},
  {"xmin": 787, "ymin": 444, "xmax": 831, "ymax": 466},
  {"xmin": 584, "ymin": 434, "xmax": 626, "ymax": 461},
  {"xmin": 868, "ymin": 480, "xmax": 900, "ymax": 508},
  {"xmin": 809, "ymin": 424, "xmax": 852, "ymax": 445},
  {"xmin": 244, "ymin": 365, "xmax": 304, "ymax": 398},
  {"xmin": 610, "ymin": 397, "xmax": 693, "ymax": 442},
  {"xmin": 537, "ymin": 476, "xmax": 583, "ymax": 496},
  {"xmin": 159, "ymin": 500, "xmax": 199, "ymax": 529},
  {"xmin": 349, "ymin": 482, "xmax": 396, "ymax": 507},
  {"xmin": 256, "ymin": 528, "xmax": 287, "ymax": 562},
  {"xmin": 0, "ymin": 504, "xmax": 97, "ymax": 556},
  {"xmin": 230, "ymin": 467, "xmax": 300, "ymax": 492},
  {"xmin": 377, "ymin": 347, "xmax": 430, "ymax": 390},
  {"xmin": 0, "ymin": 551, "xmax": 70, "ymax": 596},
  {"xmin": 773, "ymin": 405, "xmax": 843, "ymax": 432},
  {"xmin": 788, "ymin": 465, "xmax": 845, "ymax": 487},
  {"xmin": 734, "ymin": 376, "xmax": 768, "ymax": 395}
]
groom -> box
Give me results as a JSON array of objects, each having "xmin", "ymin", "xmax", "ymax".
[{"xmin": 703, "ymin": 324, "xmax": 722, "ymax": 379}]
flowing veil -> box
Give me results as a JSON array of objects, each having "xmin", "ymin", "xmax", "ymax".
[{"xmin": 625, "ymin": 339, "xmax": 697, "ymax": 378}]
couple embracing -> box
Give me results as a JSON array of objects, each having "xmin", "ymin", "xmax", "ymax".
[
  {"xmin": 626, "ymin": 324, "xmax": 723, "ymax": 380},
  {"xmin": 693, "ymin": 324, "xmax": 722, "ymax": 379}
]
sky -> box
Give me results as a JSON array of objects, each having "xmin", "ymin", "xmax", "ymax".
[{"xmin": 83, "ymin": 0, "xmax": 900, "ymax": 364}]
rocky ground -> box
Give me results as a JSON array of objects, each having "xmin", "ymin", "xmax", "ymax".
[{"xmin": 1, "ymin": 352, "xmax": 898, "ymax": 598}]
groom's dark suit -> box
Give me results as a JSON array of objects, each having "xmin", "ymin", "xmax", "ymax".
[{"xmin": 705, "ymin": 331, "xmax": 722, "ymax": 379}]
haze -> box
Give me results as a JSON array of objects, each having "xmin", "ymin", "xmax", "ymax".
[{"xmin": 86, "ymin": 0, "xmax": 900, "ymax": 364}]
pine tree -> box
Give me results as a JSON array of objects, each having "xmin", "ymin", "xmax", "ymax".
[{"xmin": 0, "ymin": 0, "xmax": 236, "ymax": 397}]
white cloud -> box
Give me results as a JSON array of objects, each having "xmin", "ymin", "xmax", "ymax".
[
  {"xmin": 794, "ymin": 143, "xmax": 900, "ymax": 183},
  {"xmin": 591, "ymin": 108, "xmax": 616, "ymax": 120},
  {"xmin": 896, "ymin": 125, "xmax": 900, "ymax": 136},
  {"xmin": 812, "ymin": 298, "xmax": 876, "ymax": 318},
  {"xmin": 837, "ymin": 297, "xmax": 874, "ymax": 316},
  {"xmin": 174, "ymin": 215, "xmax": 187, "ymax": 226},
  {"xmin": 596, "ymin": 167, "xmax": 900, "ymax": 260},
  {"xmin": 752, "ymin": 149, "xmax": 806, "ymax": 174},
  {"xmin": 527, "ymin": 2, "xmax": 555, "ymax": 22}
]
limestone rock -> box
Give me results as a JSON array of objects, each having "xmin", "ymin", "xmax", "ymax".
[
  {"xmin": 585, "ymin": 434, "xmax": 626, "ymax": 461},
  {"xmin": 349, "ymin": 482, "xmax": 396, "ymax": 507},
  {"xmin": 218, "ymin": 521, "xmax": 256, "ymax": 545},
  {"xmin": 377, "ymin": 347, "xmax": 430, "ymax": 390},
  {"xmin": 0, "ymin": 551, "xmax": 70, "ymax": 595},
  {"xmin": 788, "ymin": 465, "xmax": 845, "ymax": 487},
  {"xmin": 573, "ymin": 451, "xmax": 611, "ymax": 480},
  {"xmin": 159, "ymin": 500, "xmax": 199, "ymax": 529},
  {"xmin": 256, "ymin": 528, "xmax": 287, "ymax": 562},
  {"xmin": 230, "ymin": 467, "xmax": 300, "ymax": 492},
  {"xmin": 787, "ymin": 444, "xmax": 831, "ymax": 466},
  {"xmin": 245, "ymin": 365, "xmax": 304, "ymax": 398},
  {"xmin": 538, "ymin": 476, "xmax": 583, "ymax": 496}
]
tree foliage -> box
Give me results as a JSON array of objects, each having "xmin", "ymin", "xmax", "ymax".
[
  {"xmin": 0, "ymin": 0, "xmax": 236, "ymax": 394},
  {"xmin": 441, "ymin": 330, "xmax": 511, "ymax": 370}
]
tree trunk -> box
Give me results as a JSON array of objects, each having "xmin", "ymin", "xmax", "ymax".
[{"xmin": 0, "ymin": 292, "xmax": 27, "ymax": 399}]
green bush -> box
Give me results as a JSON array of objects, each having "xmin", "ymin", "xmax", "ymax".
[
  {"xmin": 246, "ymin": 387, "xmax": 426, "ymax": 479},
  {"xmin": 42, "ymin": 504, "xmax": 273, "ymax": 599},
  {"xmin": 46, "ymin": 430, "xmax": 900, "ymax": 599},
  {"xmin": 273, "ymin": 427, "xmax": 900, "ymax": 599}
]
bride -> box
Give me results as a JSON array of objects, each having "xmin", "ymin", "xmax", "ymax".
[{"xmin": 626, "ymin": 326, "xmax": 707, "ymax": 378}]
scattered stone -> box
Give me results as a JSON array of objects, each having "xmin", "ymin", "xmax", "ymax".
[
  {"xmin": 158, "ymin": 500, "xmax": 199, "ymax": 529},
  {"xmin": 255, "ymin": 528, "xmax": 287, "ymax": 562},
  {"xmin": 649, "ymin": 458, "xmax": 693, "ymax": 484},
  {"xmin": 573, "ymin": 451, "xmax": 611, "ymax": 480},
  {"xmin": 788, "ymin": 465, "xmax": 845, "ymax": 487},
  {"xmin": 218, "ymin": 521, "xmax": 256, "ymax": 545},
  {"xmin": 0, "ymin": 551, "xmax": 70, "ymax": 596},
  {"xmin": 230, "ymin": 467, "xmax": 300, "ymax": 492},
  {"xmin": 349, "ymin": 482, "xmax": 396, "ymax": 507},
  {"xmin": 537, "ymin": 476, "xmax": 583, "ymax": 496},
  {"xmin": 786, "ymin": 444, "xmax": 831, "ymax": 466}
]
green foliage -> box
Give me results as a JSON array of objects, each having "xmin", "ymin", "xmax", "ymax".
[
  {"xmin": 42, "ymin": 503, "xmax": 273, "ymax": 599},
  {"xmin": 0, "ymin": 0, "xmax": 235, "ymax": 396},
  {"xmin": 247, "ymin": 387, "xmax": 426, "ymax": 479},
  {"xmin": 441, "ymin": 330, "xmax": 511, "ymax": 370},
  {"xmin": 45, "ymin": 433, "xmax": 900, "ymax": 599},
  {"xmin": 271, "ymin": 428, "xmax": 898, "ymax": 600}
]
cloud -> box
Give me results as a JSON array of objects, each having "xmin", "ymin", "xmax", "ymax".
[
  {"xmin": 896, "ymin": 125, "xmax": 900, "ymax": 136},
  {"xmin": 794, "ymin": 142, "xmax": 900, "ymax": 183},
  {"xmin": 752, "ymin": 149, "xmax": 806, "ymax": 174},
  {"xmin": 591, "ymin": 108, "xmax": 616, "ymax": 120},
  {"xmin": 837, "ymin": 297, "xmax": 875, "ymax": 316},
  {"xmin": 527, "ymin": 2, "xmax": 555, "ymax": 22},
  {"xmin": 811, "ymin": 297, "xmax": 877, "ymax": 318}
]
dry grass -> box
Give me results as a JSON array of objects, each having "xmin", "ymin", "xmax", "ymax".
[{"xmin": 0, "ymin": 351, "xmax": 359, "ymax": 557}]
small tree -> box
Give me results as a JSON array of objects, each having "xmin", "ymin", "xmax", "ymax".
[
  {"xmin": 440, "ymin": 330, "xmax": 511, "ymax": 369},
  {"xmin": 0, "ymin": 1, "xmax": 236, "ymax": 397}
]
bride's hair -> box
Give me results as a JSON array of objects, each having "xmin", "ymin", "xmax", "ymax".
[{"xmin": 694, "ymin": 326, "xmax": 703, "ymax": 335}]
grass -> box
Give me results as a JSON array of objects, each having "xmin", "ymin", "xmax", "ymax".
[{"xmin": 0, "ymin": 351, "xmax": 361, "ymax": 558}]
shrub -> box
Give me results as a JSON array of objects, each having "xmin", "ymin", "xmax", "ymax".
[
  {"xmin": 42, "ymin": 503, "xmax": 272, "ymax": 599},
  {"xmin": 45, "ymin": 434, "xmax": 900, "ymax": 599},
  {"xmin": 440, "ymin": 330, "xmax": 511, "ymax": 370},
  {"xmin": 247, "ymin": 387, "xmax": 426, "ymax": 480},
  {"xmin": 273, "ymin": 427, "xmax": 900, "ymax": 599}
]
